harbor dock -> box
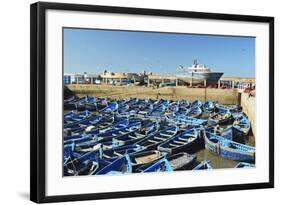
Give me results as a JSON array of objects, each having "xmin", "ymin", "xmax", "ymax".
[{"xmin": 65, "ymin": 84, "xmax": 256, "ymax": 136}]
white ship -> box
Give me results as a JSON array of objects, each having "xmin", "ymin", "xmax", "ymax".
[{"xmin": 176, "ymin": 60, "xmax": 223, "ymax": 84}]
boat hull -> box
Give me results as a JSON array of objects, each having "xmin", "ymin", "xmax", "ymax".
[
  {"xmin": 204, "ymin": 131, "xmax": 255, "ymax": 162},
  {"xmin": 177, "ymin": 72, "xmax": 223, "ymax": 84}
]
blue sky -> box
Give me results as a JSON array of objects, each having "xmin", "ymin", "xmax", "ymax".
[{"xmin": 64, "ymin": 28, "xmax": 255, "ymax": 77}]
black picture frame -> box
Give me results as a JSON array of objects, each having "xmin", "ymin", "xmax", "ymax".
[{"xmin": 30, "ymin": 1, "xmax": 274, "ymax": 203}]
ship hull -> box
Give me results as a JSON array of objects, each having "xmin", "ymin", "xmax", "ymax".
[{"xmin": 177, "ymin": 72, "xmax": 223, "ymax": 84}]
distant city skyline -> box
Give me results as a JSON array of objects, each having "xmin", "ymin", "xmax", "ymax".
[{"xmin": 64, "ymin": 28, "xmax": 255, "ymax": 77}]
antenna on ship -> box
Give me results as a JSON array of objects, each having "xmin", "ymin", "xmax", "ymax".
[{"xmin": 194, "ymin": 59, "xmax": 198, "ymax": 65}]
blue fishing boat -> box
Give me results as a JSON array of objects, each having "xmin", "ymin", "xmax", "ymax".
[
  {"xmin": 137, "ymin": 126, "xmax": 178, "ymax": 150},
  {"xmin": 64, "ymin": 134, "xmax": 93, "ymax": 145},
  {"xmin": 96, "ymin": 155, "xmax": 132, "ymax": 175},
  {"xmin": 175, "ymin": 106, "xmax": 190, "ymax": 115},
  {"xmin": 100, "ymin": 102, "xmax": 118, "ymax": 113},
  {"xmin": 188, "ymin": 107, "xmax": 202, "ymax": 118},
  {"xmin": 64, "ymin": 150, "xmax": 101, "ymax": 176},
  {"xmin": 204, "ymin": 130, "xmax": 255, "ymax": 162},
  {"xmin": 165, "ymin": 113, "xmax": 207, "ymax": 126},
  {"xmin": 118, "ymin": 103, "xmax": 130, "ymax": 115},
  {"xmin": 158, "ymin": 127, "xmax": 199, "ymax": 154},
  {"xmin": 233, "ymin": 113, "xmax": 251, "ymax": 135},
  {"xmin": 64, "ymin": 142, "xmax": 75, "ymax": 165},
  {"xmin": 215, "ymin": 103, "xmax": 241, "ymax": 113},
  {"xmin": 85, "ymin": 116, "xmax": 124, "ymax": 135},
  {"xmin": 167, "ymin": 152, "xmax": 197, "ymax": 170},
  {"xmin": 166, "ymin": 101, "xmax": 179, "ymax": 113},
  {"xmin": 193, "ymin": 160, "xmax": 213, "ymax": 170},
  {"xmin": 148, "ymin": 104, "xmax": 166, "ymax": 117},
  {"xmin": 65, "ymin": 110, "xmax": 91, "ymax": 123},
  {"xmin": 136, "ymin": 158, "xmax": 172, "ymax": 173},
  {"xmin": 235, "ymin": 162, "xmax": 255, "ymax": 168},
  {"xmin": 221, "ymin": 125, "xmax": 245, "ymax": 144},
  {"xmin": 178, "ymin": 99, "xmax": 190, "ymax": 108},
  {"xmin": 129, "ymin": 150, "xmax": 167, "ymax": 170},
  {"xmin": 64, "ymin": 96, "xmax": 76, "ymax": 103},
  {"xmin": 78, "ymin": 115, "xmax": 102, "ymax": 127},
  {"xmin": 208, "ymin": 109, "xmax": 233, "ymax": 125},
  {"xmin": 203, "ymin": 101, "xmax": 215, "ymax": 112},
  {"xmin": 64, "ymin": 96, "xmax": 80, "ymax": 110},
  {"xmin": 101, "ymin": 144, "xmax": 146, "ymax": 162},
  {"xmin": 113, "ymin": 121, "xmax": 158, "ymax": 146},
  {"xmin": 97, "ymin": 120, "xmax": 142, "ymax": 142},
  {"xmin": 191, "ymin": 100, "xmax": 202, "ymax": 108},
  {"xmin": 153, "ymin": 99, "xmax": 170, "ymax": 107},
  {"xmin": 74, "ymin": 141, "xmax": 102, "ymax": 153},
  {"xmin": 137, "ymin": 104, "xmax": 153, "ymax": 115},
  {"xmin": 84, "ymin": 102, "xmax": 97, "ymax": 111},
  {"xmin": 95, "ymin": 98, "xmax": 108, "ymax": 110},
  {"xmin": 65, "ymin": 115, "xmax": 114, "ymax": 135},
  {"xmin": 64, "ymin": 110, "xmax": 76, "ymax": 122}
]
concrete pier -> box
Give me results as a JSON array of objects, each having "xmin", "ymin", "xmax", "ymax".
[
  {"xmin": 240, "ymin": 92, "xmax": 256, "ymax": 137},
  {"xmin": 66, "ymin": 84, "xmax": 239, "ymax": 105}
]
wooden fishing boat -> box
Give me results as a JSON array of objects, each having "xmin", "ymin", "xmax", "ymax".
[
  {"xmin": 64, "ymin": 96, "xmax": 76, "ymax": 103},
  {"xmin": 87, "ymin": 119, "xmax": 129, "ymax": 137},
  {"xmin": 85, "ymin": 116, "xmax": 125, "ymax": 135},
  {"xmin": 191, "ymin": 100, "xmax": 202, "ymax": 108},
  {"xmin": 178, "ymin": 99, "xmax": 190, "ymax": 108},
  {"xmin": 136, "ymin": 126, "xmax": 178, "ymax": 150},
  {"xmin": 95, "ymin": 98, "xmax": 108, "ymax": 110},
  {"xmin": 137, "ymin": 104, "xmax": 153, "ymax": 115},
  {"xmin": 221, "ymin": 125, "xmax": 245, "ymax": 144},
  {"xmin": 204, "ymin": 130, "xmax": 255, "ymax": 162},
  {"xmin": 208, "ymin": 109, "xmax": 233, "ymax": 125},
  {"xmin": 235, "ymin": 162, "xmax": 255, "ymax": 168},
  {"xmin": 65, "ymin": 110, "xmax": 91, "ymax": 123},
  {"xmin": 97, "ymin": 120, "xmax": 142, "ymax": 143},
  {"xmin": 64, "ymin": 115, "xmax": 115, "ymax": 135},
  {"xmin": 203, "ymin": 101, "xmax": 215, "ymax": 112},
  {"xmin": 74, "ymin": 141, "xmax": 102, "ymax": 153},
  {"xmin": 78, "ymin": 115, "xmax": 102, "ymax": 127},
  {"xmin": 64, "ymin": 142, "xmax": 75, "ymax": 165},
  {"xmin": 193, "ymin": 160, "xmax": 212, "ymax": 170},
  {"xmin": 63, "ymin": 115, "xmax": 102, "ymax": 135},
  {"xmin": 187, "ymin": 107, "xmax": 202, "ymax": 118},
  {"xmin": 101, "ymin": 144, "xmax": 146, "ymax": 162},
  {"xmin": 215, "ymin": 103, "xmax": 241, "ymax": 113},
  {"xmin": 95, "ymin": 155, "xmax": 132, "ymax": 175},
  {"xmin": 166, "ymin": 101, "xmax": 179, "ymax": 113},
  {"xmin": 112, "ymin": 121, "xmax": 158, "ymax": 146},
  {"xmin": 148, "ymin": 104, "xmax": 166, "ymax": 117},
  {"xmin": 153, "ymin": 99, "xmax": 170, "ymax": 107},
  {"xmin": 165, "ymin": 113, "xmax": 207, "ymax": 126},
  {"xmin": 175, "ymin": 106, "xmax": 190, "ymax": 115},
  {"xmin": 158, "ymin": 128, "xmax": 199, "ymax": 154},
  {"xmin": 64, "ymin": 150, "xmax": 100, "ymax": 176},
  {"xmin": 117, "ymin": 103, "xmax": 130, "ymax": 115},
  {"xmin": 233, "ymin": 113, "xmax": 251, "ymax": 135},
  {"xmin": 167, "ymin": 152, "xmax": 196, "ymax": 170},
  {"xmin": 64, "ymin": 96, "xmax": 80, "ymax": 110},
  {"xmin": 64, "ymin": 134, "xmax": 93, "ymax": 145},
  {"xmin": 129, "ymin": 150, "xmax": 167, "ymax": 170},
  {"xmin": 100, "ymin": 102, "xmax": 118, "ymax": 113},
  {"xmin": 136, "ymin": 158, "xmax": 172, "ymax": 173},
  {"xmin": 64, "ymin": 110, "xmax": 76, "ymax": 122},
  {"xmin": 84, "ymin": 102, "xmax": 97, "ymax": 111}
]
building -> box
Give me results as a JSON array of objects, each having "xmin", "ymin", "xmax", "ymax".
[
  {"xmin": 64, "ymin": 73, "xmax": 101, "ymax": 84},
  {"xmin": 100, "ymin": 70, "xmax": 143, "ymax": 84}
]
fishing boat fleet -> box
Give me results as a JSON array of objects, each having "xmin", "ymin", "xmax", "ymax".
[{"xmin": 64, "ymin": 96, "xmax": 255, "ymax": 176}]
